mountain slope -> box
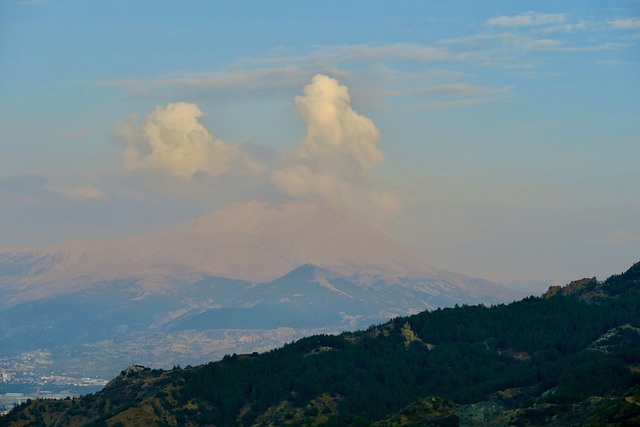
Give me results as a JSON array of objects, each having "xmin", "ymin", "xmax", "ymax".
[
  {"xmin": 4, "ymin": 261, "xmax": 639, "ymax": 426},
  {"xmin": 0, "ymin": 201, "xmax": 523, "ymax": 378},
  {"xmin": 1, "ymin": 201, "xmax": 516, "ymax": 304}
]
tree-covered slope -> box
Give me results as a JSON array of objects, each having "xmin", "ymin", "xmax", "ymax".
[{"xmin": 2, "ymin": 261, "xmax": 640, "ymax": 426}]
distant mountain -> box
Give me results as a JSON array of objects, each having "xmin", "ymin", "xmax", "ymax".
[
  {"xmin": 3, "ymin": 261, "xmax": 638, "ymax": 426},
  {"xmin": 0, "ymin": 201, "xmax": 517, "ymax": 302},
  {"xmin": 0, "ymin": 201, "xmax": 521, "ymax": 377}
]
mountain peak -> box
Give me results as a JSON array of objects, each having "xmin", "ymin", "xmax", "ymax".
[
  {"xmin": 182, "ymin": 200, "xmax": 437, "ymax": 282},
  {"xmin": 2, "ymin": 200, "xmax": 518, "ymax": 306}
]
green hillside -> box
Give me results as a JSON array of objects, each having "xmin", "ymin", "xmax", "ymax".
[{"xmin": 2, "ymin": 262, "xmax": 640, "ymax": 426}]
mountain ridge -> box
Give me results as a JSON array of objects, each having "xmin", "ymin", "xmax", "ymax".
[
  {"xmin": 0, "ymin": 200, "xmax": 522, "ymax": 385},
  {"xmin": 0, "ymin": 200, "xmax": 519, "ymax": 305},
  {"xmin": 3, "ymin": 260, "xmax": 638, "ymax": 426}
]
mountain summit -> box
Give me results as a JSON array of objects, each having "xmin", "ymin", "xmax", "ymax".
[
  {"xmin": 4, "ymin": 201, "xmax": 513, "ymax": 301},
  {"xmin": 0, "ymin": 200, "xmax": 520, "ymax": 376},
  {"xmin": 183, "ymin": 201, "xmax": 437, "ymax": 282}
]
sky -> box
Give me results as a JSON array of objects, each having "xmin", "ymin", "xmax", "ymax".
[{"xmin": 1, "ymin": 0, "xmax": 639, "ymax": 291}]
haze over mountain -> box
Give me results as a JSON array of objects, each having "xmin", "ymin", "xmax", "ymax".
[
  {"xmin": 4, "ymin": 261, "xmax": 639, "ymax": 426},
  {"xmin": 1, "ymin": 200, "xmax": 516, "ymax": 305},
  {"xmin": 0, "ymin": 200, "xmax": 520, "ymax": 378}
]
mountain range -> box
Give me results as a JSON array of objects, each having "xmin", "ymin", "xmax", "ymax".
[
  {"xmin": 0, "ymin": 201, "xmax": 520, "ymax": 377},
  {"xmin": 2, "ymin": 260, "xmax": 638, "ymax": 426}
]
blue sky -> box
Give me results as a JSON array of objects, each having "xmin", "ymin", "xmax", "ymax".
[{"xmin": 1, "ymin": 0, "xmax": 639, "ymax": 290}]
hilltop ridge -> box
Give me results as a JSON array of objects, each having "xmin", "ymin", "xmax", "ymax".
[{"xmin": 3, "ymin": 260, "xmax": 638, "ymax": 426}]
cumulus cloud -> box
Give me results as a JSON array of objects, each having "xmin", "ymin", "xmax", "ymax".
[
  {"xmin": 271, "ymin": 74, "xmax": 399, "ymax": 218},
  {"xmin": 117, "ymin": 102, "xmax": 238, "ymax": 179},
  {"xmin": 486, "ymin": 11, "xmax": 566, "ymax": 27},
  {"xmin": 113, "ymin": 77, "xmax": 398, "ymax": 218}
]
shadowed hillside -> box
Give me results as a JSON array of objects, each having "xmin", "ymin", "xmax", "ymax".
[{"xmin": 2, "ymin": 261, "xmax": 639, "ymax": 426}]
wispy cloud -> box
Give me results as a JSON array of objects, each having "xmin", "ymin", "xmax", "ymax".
[
  {"xmin": 12, "ymin": 0, "xmax": 49, "ymax": 5},
  {"xmin": 246, "ymin": 43, "xmax": 462, "ymax": 66},
  {"xmin": 97, "ymin": 66, "xmax": 314, "ymax": 99},
  {"xmin": 55, "ymin": 186, "xmax": 105, "ymax": 200},
  {"xmin": 608, "ymin": 18, "xmax": 640, "ymax": 30},
  {"xmin": 318, "ymin": 43, "xmax": 462, "ymax": 63},
  {"xmin": 0, "ymin": 174, "xmax": 106, "ymax": 203},
  {"xmin": 437, "ymin": 33, "xmax": 566, "ymax": 52},
  {"xmin": 95, "ymin": 12, "xmax": 637, "ymax": 109},
  {"xmin": 98, "ymin": 43, "xmax": 463, "ymax": 100},
  {"xmin": 0, "ymin": 174, "xmax": 49, "ymax": 198},
  {"xmin": 539, "ymin": 22, "xmax": 589, "ymax": 33},
  {"xmin": 435, "ymin": 28, "xmax": 629, "ymax": 72},
  {"xmin": 380, "ymin": 84, "xmax": 512, "ymax": 97},
  {"xmin": 486, "ymin": 11, "xmax": 566, "ymax": 27},
  {"xmin": 410, "ymin": 98, "xmax": 494, "ymax": 110},
  {"xmin": 371, "ymin": 84, "xmax": 512, "ymax": 110}
]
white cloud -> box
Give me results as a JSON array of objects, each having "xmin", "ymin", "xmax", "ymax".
[
  {"xmin": 327, "ymin": 43, "xmax": 462, "ymax": 63},
  {"xmin": 541, "ymin": 22, "xmax": 588, "ymax": 33},
  {"xmin": 97, "ymin": 43, "xmax": 461, "ymax": 102},
  {"xmin": 111, "ymin": 77, "xmax": 399, "ymax": 219},
  {"xmin": 108, "ymin": 76, "xmax": 405, "ymax": 219},
  {"xmin": 271, "ymin": 74, "xmax": 399, "ymax": 218},
  {"xmin": 486, "ymin": 11, "xmax": 566, "ymax": 27},
  {"xmin": 609, "ymin": 18, "xmax": 640, "ymax": 30},
  {"xmin": 438, "ymin": 32, "xmax": 566, "ymax": 53},
  {"xmin": 293, "ymin": 74, "xmax": 383, "ymax": 173},
  {"xmin": 381, "ymin": 84, "xmax": 512, "ymax": 97},
  {"xmin": 117, "ymin": 102, "xmax": 238, "ymax": 179},
  {"xmin": 410, "ymin": 98, "xmax": 492, "ymax": 110},
  {"xmin": 525, "ymin": 39, "xmax": 564, "ymax": 49},
  {"xmin": 372, "ymin": 84, "xmax": 512, "ymax": 111},
  {"xmin": 98, "ymin": 66, "xmax": 313, "ymax": 99}
]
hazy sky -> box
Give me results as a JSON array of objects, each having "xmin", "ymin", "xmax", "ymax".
[{"xmin": 1, "ymin": 0, "xmax": 639, "ymax": 290}]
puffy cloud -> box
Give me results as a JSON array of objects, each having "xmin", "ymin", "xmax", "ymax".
[
  {"xmin": 294, "ymin": 74, "xmax": 383, "ymax": 173},
  {"xmin": 486, "ymin": 11, "xmax": 566, "ymax": 27},
  {"xmin": 272, "ymin": 74, "xmax": 398, "ymax": 218},
  {"xmin": 113, "ymin": 77, "xmax": 398, "ymax": 218},
  {"xmin": 117, "ymin": 102, "xmax": 237, "ymax": 179}
]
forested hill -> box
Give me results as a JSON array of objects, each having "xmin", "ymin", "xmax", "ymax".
[{"xmin": 3, "ymin": 262, "xmax": 640, "ymax": 426}]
